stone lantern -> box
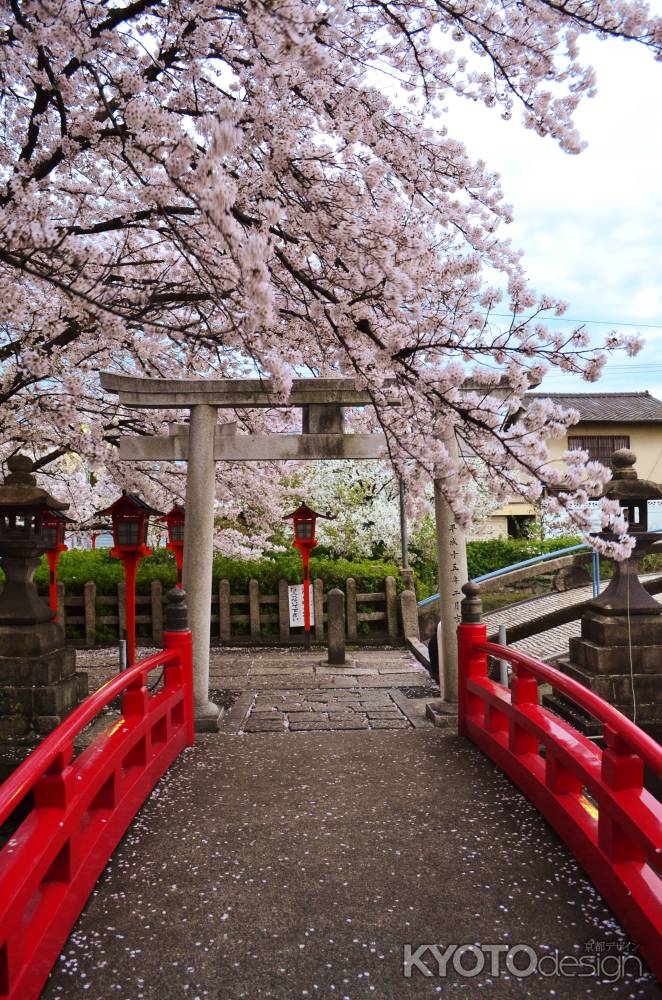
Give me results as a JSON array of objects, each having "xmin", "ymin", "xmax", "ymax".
[
  {"xmin": 549, "ymin": 449, "xmax": 662, "ymax": 739},
  {"xmin": 0, "ymin": 455, "xmax": 87, "ymax": 737},
  {"xmin": 586, "ymin": 448, "xmax": 662, "ymax": 617}
]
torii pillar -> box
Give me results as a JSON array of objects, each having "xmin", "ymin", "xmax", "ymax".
[
  {"xmin": 100, "ymin": 374, "xmax": 390, "ymax": 731},
  {"xmin": 183, "ymin": 404, "xmax": 219, "ymax": 729},
  {"xmin": 434, "ymin": 467, "xmax": 468, "ymax": 702}
]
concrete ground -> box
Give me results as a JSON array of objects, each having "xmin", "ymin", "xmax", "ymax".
[{"xmin": 42, "ymin": 729, "xmax": 660, "ymax": 1000}]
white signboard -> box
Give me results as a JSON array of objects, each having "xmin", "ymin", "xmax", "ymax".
[
  {"xmin": 648, "ymin": 500, "xmax": 662, "ymax": 532},
  {"xmin": 288, "ymin": 584, "xmax": 314, "ymax": 627}
]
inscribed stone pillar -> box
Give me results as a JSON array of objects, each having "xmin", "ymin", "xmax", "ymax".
[
  {"xmin": 434, "ymin": 437, "xmax": 468, "ymax": 703},
  {"xmin": 326, "ymin": 588, "xmax": 346, "ymax": 665},
  {"xmin": 183, "ymin": 403, "xmax": 220, "ymax": 731}
]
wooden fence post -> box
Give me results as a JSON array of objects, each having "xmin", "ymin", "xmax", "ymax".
[
  {"xmin": 313, "ymin": 578, "xmax": 324, "ymax": 641},
  {"xmin": 84, "ymin": 581, "xmax": 96, "ymax": 647},
  {"xmin": 385, "ymin": 576, "xmax": 398, "ymax": 641},
  {"xmin": 151, "ymin": 580, "xmax": 163, "ymax": 645},
  {"xmin": 278, "ymin": 579, "xmax": 290, "ymax": 642},
  {"xmin": 56, "ymin": 582, "xmax": 66, "ymax": 633},
  {"xmin": 249, "ymin": 579, "xmax": 261, "ymax": 640},
  {"xmin": 219, "ymin": 579, "xmax": 231, "ymax": 641},
  {"xmin": 346, "ymin": 577, "xmax": 358, "ymax": 641}
]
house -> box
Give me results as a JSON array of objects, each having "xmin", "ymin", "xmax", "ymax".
[
  {"xmin": 527, "ymin": 391, "xmax": 662, "ymax": 476},
  {"xmin": 474, "ymin": 391, "xmax": 662, "ymax": 539}
]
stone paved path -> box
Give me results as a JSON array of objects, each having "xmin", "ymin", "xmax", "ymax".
[
  {"xmin": 78, "ymin": 647, "xmax": 439, "ymax": 735},
  {"xmin": 213, "ymin": 648, "xmax": 436, "ymax": 734},
  {"xmin": 228, "ymin": 687, "xmax": 430, "ymax": 734}
]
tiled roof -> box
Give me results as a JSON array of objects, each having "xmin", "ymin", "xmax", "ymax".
[{"xmin": 524, "ymin": 391, "xmax": 662, "ymax": 423}]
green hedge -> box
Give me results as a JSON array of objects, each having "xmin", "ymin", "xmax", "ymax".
[
  {"xmin": 413, "ymin": 535, "xmax": 582, "ymax": 598},
  {"xmin": 29, "ymin": 549, "xmax": 403, "ymax": 596},
  {"xmin": 24, "ymin": 537, "xmax": 585, "ymax": 601},
  {"xmin": 466, "ymin": 535, "xmax": 582, "ymax": 580}
]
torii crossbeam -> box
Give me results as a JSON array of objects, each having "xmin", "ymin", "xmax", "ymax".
[{"xmin": 101, "ymin": 373, "xmax": 392, "ymax": 729}]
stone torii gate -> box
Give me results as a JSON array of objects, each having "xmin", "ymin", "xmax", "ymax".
[{"xmin": 101, "ymin": 373, "xmax": 469, "ymax": 729}]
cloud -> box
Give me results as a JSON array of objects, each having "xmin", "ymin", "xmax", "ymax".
[{"xmin": 439, "ymin": 33, "xmax": 662, "ymax": 394}]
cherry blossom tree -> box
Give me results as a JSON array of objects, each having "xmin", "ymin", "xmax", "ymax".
[{"xmin": 1, "ymin": 0, "xmax": 659, "ymax": 553}]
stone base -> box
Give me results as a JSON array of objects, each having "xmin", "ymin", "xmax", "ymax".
[
  {"xmin": 569, "ymin": 635, "xmax": 662, "ymax": 674},
  {"xmin": 319, "ymin": 658, "xmax": 357, "ymax": 669},
  {"xmin": 578, "ymin": 611, "xmax": 662, "ymax": 648},
  {"xmin": 549, "ymin": 655, "xmax": 662, "ymax": 734},
  {"xmin": 549, "ymin": 606, "xmax": 662, "ymax": 741},
  {"xmin": 0, "ymin": 619, "xmax": 67, "ymax": 658},
  {"xmin": 194, "ymin": 699, "xmax": 221, "ymax": 733},
  {"xmin": 0, "ymin": 645, "xmax": 87, "ymax": 738},
  {"xmin": 425, "ymin": 698, "xmax": 457, "ymax": 730}
]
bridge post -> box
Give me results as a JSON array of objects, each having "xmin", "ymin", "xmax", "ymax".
[
  {"xmin": 457, "ymin": 582, "xmax": 487, "ymax": 736},
  {"xmin": 162, "ymin": 587, "xmax": 195, "ymax": 747}
]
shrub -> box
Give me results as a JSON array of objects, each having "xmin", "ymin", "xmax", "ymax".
[
  {"xmin": 413, "ymin": 535, "xmax": 582, "ymax": 599},
  {"xmin": 466, "ymin": 535, "xmax": 582, "ymax": 580},
  {"xmin": 28, "ymin": 548, "xmax": 403, "ymax": 596},
  {"xmin": 21, "ymin": 536, "xmax": 588, "ymax": 602}
]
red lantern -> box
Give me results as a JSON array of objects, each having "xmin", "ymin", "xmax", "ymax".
[
  {"xmin": 283, "ymin": 503, "xmax": 333, "ymax": 639},
  {"xmin": 42, "ymin": 509, "xmax": 73, "ymax": 620},
  {"xmin": 96, "ymin": 491, "xmax": 164, "ymax": 666},
  {"xmin": 158, "ymin": 505, "xmax": 186, "ymax": 587}
]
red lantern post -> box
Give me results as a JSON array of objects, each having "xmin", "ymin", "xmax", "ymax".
[
  {"xmin": 41, "ymin": 510, "xmax": 72, "ymax": 620},
  {"xmin": 283, "ymin": 503, "xmax": 333, "ymax": 643},
  {"xmin": 159, "ymin": 505, "xmax": 186, "ymax": 587},
  {"xmin": 96, "ymin": 492, "xmax": 163, "ymax": 666}
]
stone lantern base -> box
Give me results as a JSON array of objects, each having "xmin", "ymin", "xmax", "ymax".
[
  {"xmin": 545, "ymin": 610, "xmax": 662, "ymax": 740},
  {"xmin": 0, "ymin": 621, "xmax": 88, "ymax": 738}
]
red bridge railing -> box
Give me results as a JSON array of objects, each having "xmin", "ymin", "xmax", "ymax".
[
  {"xmin": 0, "ymin": 589, "xmax": 194, "ymax": 1000},
  {"xmin": 456, "ymin": 582, "xmax": 662, "ymax": 982}
]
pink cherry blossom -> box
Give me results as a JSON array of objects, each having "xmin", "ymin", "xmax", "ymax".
[{"xmin": 0, "ymin": 0, "xmax": 659, "ymax": 558}]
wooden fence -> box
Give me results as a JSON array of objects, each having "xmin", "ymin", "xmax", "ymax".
[{"xmin": 54, "ymin": 575, "xmax": 410, "ymax": 648}]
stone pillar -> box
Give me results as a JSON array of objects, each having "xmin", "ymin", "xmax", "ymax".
[
  {"xmin": 345, "ymin": 578, "xmax": 358, "ymax": 641},
  {"xmin": 400, "ymin": 589, "xmax": 420, "ymax": 640},
  {"xmin": 249, "ymin": 579, "xmax": 260, "ymax": 640},
  {"xmin": 84, "ymin": 580, "xmax": 96, "ymax": 647},
  {"xmin": 278, "ymin": 579, "xmax": 290, "ymax": 642},
  {"xmin": 385, "ymin": 575, "xmax": 398, "ymax": 641},
  {"xmin": 218, "ymin": 579, "xmax": 231, "ymax": 641},
  {"xmin": 183, "ymin": 403, "xmax": 220, "ymax": 731},
  {"xmin": 326, "ymin": 588, "xmax": 347, "ymax": 665},
  {"xmin": 434, "ymin": 439, "xmax": 468, "ymax": 703},
  {"xmin": 313, "ymin": 578, "xmax": 325, "ymax": 641},
  {"xmin": 151, "ymin": 579, "xmax": 163, "ymax": 645},
  {"xmin": 56, "ymin": 582, "xmax": 66, "ymax": 630}
]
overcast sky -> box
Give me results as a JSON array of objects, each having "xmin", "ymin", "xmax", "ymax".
[{"xmin": 444, "ymin": 32, "xmax": 662, "ymax": 399}]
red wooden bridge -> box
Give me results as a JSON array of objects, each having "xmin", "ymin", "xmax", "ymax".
[{"xmin": 0, "ymin": 589, "xmax": 661, "ymax": 998}]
